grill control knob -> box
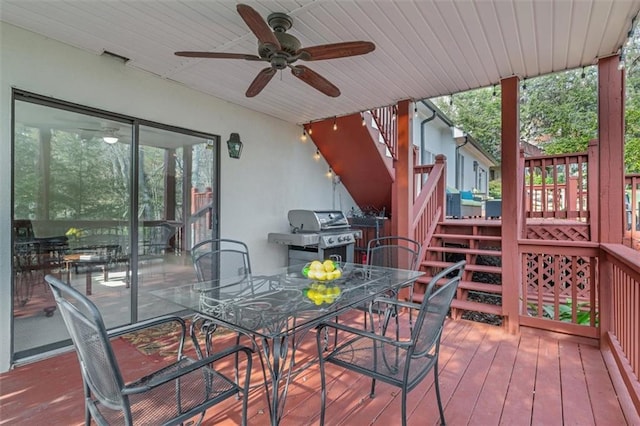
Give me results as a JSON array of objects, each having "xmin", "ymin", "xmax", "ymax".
[
  {"xmin": 345, "ymin": 235, "xmax": 351, "ymax": 242},
  {"xmin": 328, "ymin": 237, "xmax": 334, "ymax": 244},
  {"xmin": 338, "ymin": 236, "xmax": 344, "ymax": 242}
]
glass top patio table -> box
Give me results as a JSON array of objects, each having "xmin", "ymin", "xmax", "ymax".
[{"xmin": 152, "ymin": 262, "xmax": 424, "ymax": 339}]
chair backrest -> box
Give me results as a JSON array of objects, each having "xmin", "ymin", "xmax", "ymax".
[
  {"xmin": 45, "ymin": 275, "xmax": 128, "ymax": 413},
  {"xmin": 191, "ymin": 239, "xmax": 252, "ymax": 285},
  {"xmin": 411, "ymin": 261, "xmax": 465, "ymax": 357},
  {"xmin": 366, "ymin": 236, "xmax": 421, "ymax": 271}
]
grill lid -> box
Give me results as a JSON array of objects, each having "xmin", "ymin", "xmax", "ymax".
[{"xmin": 288, "ymin": 210, "xmax": 349, "ymax": 233}]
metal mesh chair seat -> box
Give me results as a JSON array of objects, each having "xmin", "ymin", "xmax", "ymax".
[
  {"xmin": 317, "ymin": 260, "xmax": 465, "ymax": 426},
  {"xmin": 95, "ymin": 358, "xmax": 239, "ymax": 425},
  {"xmin": 45, "ymin": 274, "xmax": 253, "ymax": 426},
  {"xmin": 324, "ymin": 333, "xmax": 436, "ymax": 389}
]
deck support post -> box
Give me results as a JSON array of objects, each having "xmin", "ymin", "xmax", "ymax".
[
  {"xmin": 392, "ymin": 99, "xmax": 413, "ymax": 300},
  {"xmin": 392, "ymin": 99, "xmax": 412, "ymax": 239},
  {"xmin": 597, "ymin": 55, "xmax": 625, "ymax": 245},
  {"xmin": 501, "ymin": 76, "xmax": 521, "ymax": 334}
]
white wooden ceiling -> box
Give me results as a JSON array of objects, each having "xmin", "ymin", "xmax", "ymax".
[{"xmin": 2, "ymin": 0, "xmax": 639, "ymax": 125}]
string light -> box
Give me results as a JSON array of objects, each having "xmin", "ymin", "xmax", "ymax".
[
  {"xmin": 308, "ymin": 123, "xmax": 313, "ymax": 135},
  {"xmin": 449, "ymin": 94, "xmax": 453, "ymax": 106},
  {"xmin": 522, "ymin": 78, "xmax": 527, "ymax": 91},
  {"xmin": 300, "ymin": 128, "xmax": 307, "ymax": 142},
  {"xmin": 361, "ymin": 114, "xmax": 366, "ymax": 126},
  {"xmin": 391, "ymin": 106, "xmax": 397, "ymax": 121},
  {"xmin": 414, "ymin": 106, "xmax": 418, "ymax": 118},
  {"xmin": 492, "ymin": 84, "xmax": 497, "ymax": 97},
  {"xmin": 314, "ymin": 149, "xmax": 320, "ymax": 160},
  {"xmin": 333, "ymin": 117, "xmax": 337, "ymax": 131},
  {"xmin": 327, "ymin": 168, "xmax": 333, "ymax": 178},
  {"xmin": 581, "ymin": 67, "xmax": 586, "ymax": 79}
]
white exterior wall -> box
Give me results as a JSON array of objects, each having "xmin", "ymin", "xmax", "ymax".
[
  {"xmin": 412, "ymin": 107, "xmax": 457, "ymax": 189},
  {"xmin": 0, "ymin": 23, "xmax": 357, "ymax": 372}
]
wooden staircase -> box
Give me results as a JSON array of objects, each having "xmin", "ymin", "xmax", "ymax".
[{"xmin": 413, "ymin": 220, "xmax": 504, "ymax": 322}]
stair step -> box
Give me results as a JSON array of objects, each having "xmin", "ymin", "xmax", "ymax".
[
  {"xmin": 421, "ymin": 260, "xmax": 502, "ymax": 274},
  {"xmin": 415, "ymin": 277, "xmax": 502, "ymax": 294},
  {"xmin": 451, "ymin": 299, "xmax": 503, "ymax": 316},
  {"xmin": 426, "ymin": 246, "xmax": 502, "ymax": 257},
  {"xmin": 433, "ymin": 233, "xmax": 502, "ymax": 241}
]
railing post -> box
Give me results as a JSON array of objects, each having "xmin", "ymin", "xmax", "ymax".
[
  {"xmin": 436, "ymin": 154, "xmax": 446, "ymax": 218},
  {"xmin": 597, "ymin": 55, "xmax": 625, "ymax": 244},
  {"xmin": 588, "ymin": 139, "xmax": 599, "ymax": 241},
  {"xmin": 501, "ymin": 76, "xmax": 521, "ymax": 334}
]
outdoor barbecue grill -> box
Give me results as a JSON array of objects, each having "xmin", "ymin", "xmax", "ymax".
[{"xmin": 268, "ymin": 210, "xmax": 362, "ymax": 266}]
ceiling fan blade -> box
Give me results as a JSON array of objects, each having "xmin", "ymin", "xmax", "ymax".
[
  {"xmin": 246, "ymin": 67, "xmax": 277, "ymax": 97},
  {"xmin": 175, "ymin": 51, "xmax": 262, "ymax": 61},
  {"xmin": 237, "ymin": 4, "xmax": 281, "ymax": 51},
  {"xmin": 297, "ymin": 41, "xmax": 375, "ymax": 61},
  {"xmin": 290, "ymin": 65, "xmax": 340, "ymax": 97}
]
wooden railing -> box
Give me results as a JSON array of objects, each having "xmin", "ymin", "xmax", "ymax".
[
  {"xmin": 412, "ymin": 155, "xmax": 446, "ymax": 250},
  {"xmin": 370, "ymin": 105, "xmax": 398, "ymax": 160},
  {"xmin": 518, "ymin": 240, "xmax": 600, "ymax": 338},
  {"xmin": 189, "ymin": 187, "xmax": 214, "ymax": 249},
  {"xmin": 523, "ymin": 148, "xmax": 594, "ymax": 220},
  {"xmin": 600, "ymin": 243, "xmax": 640, "ymax": 412}
]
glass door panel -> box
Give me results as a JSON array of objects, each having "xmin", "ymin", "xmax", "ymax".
[
  {"xmin": 12, "ymin": 100, "xmax": 132, "ymax": 356},
  {"xmin": 136, "ymin": 126, "xmax": 216, "ymax": 320}
]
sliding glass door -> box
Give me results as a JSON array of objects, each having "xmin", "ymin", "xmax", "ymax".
[{"xmin": 11, "ymin": 91, "xmax": 218, "ymax": 359}]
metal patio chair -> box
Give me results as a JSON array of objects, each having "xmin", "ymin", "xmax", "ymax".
[
  {"xmin": 190, "ymin": 239, "xmax": 269, "ymax": 395},
  {"xmin": 363, "ymin": 236, "xmax": 422, "ymax": 330},
  {"xmin": 316, "ymin": 260, "xmax": 465, "ymax": 426},
  {"xmin": 45, "ymin": 274, "xmax": 253, "ymax": 426},
  {"xmin": 190, "ymin": 239, "xmax": 254, "ymax": 356}
]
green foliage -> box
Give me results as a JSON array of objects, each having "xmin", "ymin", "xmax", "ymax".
[
  {"xmin": 488, "ymin": 179, "xmax": 501, "ymax": 199},
  {"xmin": 533, "ymin": 298, "xmax": 595, "ymax": 326},
  {"xmin": 431, "ymin": 27, "xmax": 640, "ymax": 174}
]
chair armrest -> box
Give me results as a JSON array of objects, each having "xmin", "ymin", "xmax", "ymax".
[
  {"xmin": 123, "ymin": 344, "xmax": 254, "ymax": 394},
  {"xmin": 371, "ymin": 296, "xmax": 421, "ymax": 312},
  {"xmin": 108, "ymin": 315, "xmax": 186, "ymax": 339},
  {"xmin": 317, "ymin": 321, "xmax": 412, "ymax": 348}
]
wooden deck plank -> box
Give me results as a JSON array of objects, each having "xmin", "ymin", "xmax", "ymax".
[
  {"xmin": 559, "ymin": 340, "xmax": 596, "ymax": 426},
  {"xmin": 531, "ymin": 337, "xmax": 562, "ymax": 426},
  {"xmin": 468, "ymin": 328, "xmax": 520, "ymax": 425},
  {"xmin": 499, "ymin": 335, "xmax": 539, "ymax": 425},
  {"xmin": 440, "ymin": 322, "xmax": 499, "ymax": 425},
  {"xmin": 580, "ymin": 343, "xmax": 627, "ymax": 425},
  {"xmin": 1, "ymin": 318, "xmax": 633, "ymax": 426}
]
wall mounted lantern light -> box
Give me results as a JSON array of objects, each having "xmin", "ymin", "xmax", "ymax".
[{"xmin": 227, "ymin": 133, "xmax": 243, "ymax": 159}]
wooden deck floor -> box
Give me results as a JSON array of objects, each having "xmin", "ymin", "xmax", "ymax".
[{"xmin": 1, "ymin": 313, "xmax": 633, "ymax": 426}]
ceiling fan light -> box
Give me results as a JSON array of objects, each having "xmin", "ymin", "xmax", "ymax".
[{"xmin": 103, "ymin": 136, "xmax": 119, "ymax": 144}]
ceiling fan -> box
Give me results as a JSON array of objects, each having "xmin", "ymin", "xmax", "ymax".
[{"xmin": 175, "ymin": 4, "xmax": 375, "ymax": 98}]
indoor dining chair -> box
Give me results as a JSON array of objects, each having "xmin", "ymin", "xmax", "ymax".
[
  {"xmin": 45, "ymin": 274, "xmax": 253, "ymax": 426},
  {"xmin": 316, "ymin": 260, "xmax": 465, "ymax": 426}
]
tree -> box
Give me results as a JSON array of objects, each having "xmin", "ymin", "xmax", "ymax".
[{"xmin": 431, "ymin": 26, "xmax": 640, "ymax": 174}]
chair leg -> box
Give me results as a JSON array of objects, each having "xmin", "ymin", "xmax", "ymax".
[
  {"xmin": 401, "ymin": 389, "xmax": 407, "ymax": 426},
  {"xmin": 434, "ymin": 357, "xmax": 446, "ymax": 425},
  {"xmin": 370, "ymin": 378, "xmax": 376, "ymax": 398},
  {"xmin": 316, "ymin": 330, "xmax": 327, "ymax": 426}
]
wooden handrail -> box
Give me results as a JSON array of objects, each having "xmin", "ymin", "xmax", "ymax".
[
  {"xmin": 370, "ymin": 105, "xmax": 398, "ymax": 160},
  {"xmin": 411, "ymin": 155, "xmax": 446, "ymax": 249},
  {"xmin": 523, "ymin": 151, "xmax": 590, "ymax": 220},
  {"xmin": 600, "ymin": 243, "xmax": 640, "ymax": 413}
]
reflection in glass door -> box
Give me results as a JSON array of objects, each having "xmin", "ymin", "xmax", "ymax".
[
  {"xmin": 136, "ymin": 126, "xmax": 217, "ymax": 321},
  {"xmin": 11, "ymin": 92, "xmax": 219, "ymax": 360},
  {"xmin": 12, "ymin": 99, "xmax": 132, "ymax": 357}
]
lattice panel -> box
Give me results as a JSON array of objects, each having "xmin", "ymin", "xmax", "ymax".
[
  {"xmin": 522, "ymin": 252, "xmax": 597, "ymax": 322},
  {"xmin": 526, "ymin": 224, "xmax": 590, "ymax": 241}
]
